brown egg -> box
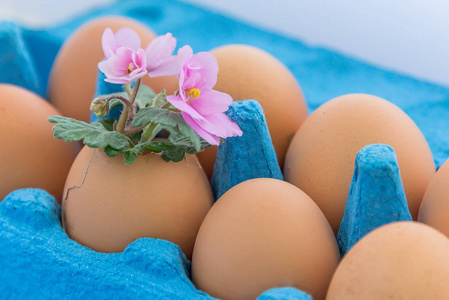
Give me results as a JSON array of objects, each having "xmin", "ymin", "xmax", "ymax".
[
  {"xmin": 0, "ymin": 84, "xmax": 80, "ymax": 203},
  {"xmin": 197, "ymin": 44, "xmax": 308, "ymax": 179},
  {"xmin": 48, "ymin": 16, "xmax": 178, "ymax": 123},
  {"xmin": 418, "ymin": 158, "xmax": 449, "ymax": 237},
  {"xmin": 326, "ymin": 222, "xmax": 449, "ymax": 299},
  {"xmin": 62, "ymin": 146, "xmax": 213, "ymax": 259},
  {"xmin": 192, "ymin": 178, "xmax": 339, "ymax": 300},
  {"xmin": 284, "ymin": 94, "xmax": 435, "ymax": 234}
]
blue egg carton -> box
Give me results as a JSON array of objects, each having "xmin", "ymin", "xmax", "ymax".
[{"xmin": 1, "ymin": 0, "xmax": 449, "ymax": 298}]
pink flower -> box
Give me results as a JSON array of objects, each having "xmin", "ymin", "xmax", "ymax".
[
  {"xmin": 101, "ymin": 27, "xmax": 141, "ymax": 58},
  {"xmin": 145, "ymin": 33, "xmax": 191, "ymax": 77},
  {"xmin": 167, "ymin": 49, "xmax": 243, "ymax": 145},
  {"xmin": 99, "ymin": 27, "xmax": 148, "ymax": 84},
  {"xmin": 99, "ymin": 28, "xmax": 189, "ymax": 84},
  {"xmin": 98, "ymin": 47, "xmax": 148, "ymax": 84}
]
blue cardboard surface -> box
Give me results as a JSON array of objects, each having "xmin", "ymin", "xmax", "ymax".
[
  {"xmin": 0, "ymin": 21, "xmax": 40, "ymax": 95},
  {"xmin": 0, "ymin": 189, "xmax": 214, "ymax": 299},
  {"xmin": 1, "ymin": 0, "xmax": 449, "ymax": 298},
  {"xmin": 211, "ymin": 100, "xmax": 283, "ymax": 200},
  {"xmin": 337, "ymin": 144, "xmax": 413, "ymax": 257},
  {"xmin": 258, "ymin": 287, "xmax": 312, "ymax": 300}
]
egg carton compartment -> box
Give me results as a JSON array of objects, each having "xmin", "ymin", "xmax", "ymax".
[{"xmin": 1, "ymin": 0, "xmax": 449, "ymax": 298}]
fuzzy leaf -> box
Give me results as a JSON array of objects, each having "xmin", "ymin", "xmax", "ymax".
[
  {"xmin": 97, "ymin": 118, "xmax": 115, "ymax": 131},
  {"xmin": 134, "ymin": 85, "xmax": 156, "ymax": 109},
  {"xmin": 169, "ymin": 133, "xmax": 209, "ymax": 154},
  {"xmin": 151, "ymin": 89, "xmax": 167, "ymax": 108},
  {"xmin": 95, "ymin": 84, "xmax": 155, "ymax": 110},
  {"xmin": 130, "ymin": 131, "xmax": 142, "ymax": 143},
  {"xmin": 122, "ymin": 140, "xmax": 174, "ymax": 163},
  {"xmin": 123, "ymin": 151, "xmax": 138, "ymax": 165},
  {"xmin": 48, "ymin": 116, "xmax": 131, "ymax": 150},
  {"xmin": 104, "ymin": 146, "xmax": 121, "ymax": 157},
  {"xmin": 161, "ymin": 147, "xmax": 185, "ymax": 162},
  {"xmin": 132, "ymin": 107, "xmax": 182, "ymax": 128},
  {"xmin": 132, "ymin": 107, "xmax": 202, "ymax": 151},
  {"xmin": 108, "ymin": 94, "xmax": 128, "ymax": 108}
]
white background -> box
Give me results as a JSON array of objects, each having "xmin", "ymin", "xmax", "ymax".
[{"xmin": 1, "ymin": 0, "xmax": 448, "ymax": 87}]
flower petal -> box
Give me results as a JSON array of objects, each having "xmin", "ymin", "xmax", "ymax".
[
  {"xmin": 190, "ymin": 52, "xmax": 218, "ymax": 90},
  {"xmin": 145, "ymin": 33, "xmax": 176, "ymax": 70},
  {"xmin": 99, "ymin": 47, "xmax": 147, "ymax": 84},
  {"xmin": 114, "ymin": 27, "xmax": 141, "ymax": 51},
  {"xmin": 191, "ymin": 89, "xmax": 233, "ymax": 115},
  {"xmin": 147, "ymin": 45, "xmax": 193, "ymax": 78},
  {"xmin": 182, "ymin": 112, "xmax": 221, "ymax": 145},
  {"xmin": 98, "ymin": 59, "xmax": 114, "ymax": 77},
  {"xmin": 166, "ymin": 95, "xmax": 205, "ymax": 120},
  {"xmin": 182, "ymin": 72, "xmax": 201, "ymax": 92},
  {"xmin": 102, "ymin": 28, "xmax": 117, "ymax": 59},
  {"xmin": 195, "ymin": 112, "xmax": 243, "ymax": 138}
]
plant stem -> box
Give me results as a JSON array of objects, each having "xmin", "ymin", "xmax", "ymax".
[
  {"xmin": 104, "ymin": 95, "xmax": 132, "ymax": 107},
  {"xmin": 123, "ymin": 125, "xmax": 146, "ymax": 136},
  {"xmin": 161, "ymin": 102, "xmax": 172, "ymax": 109},
  {"xmin": 141, "ymin": 122, "xmax": 162, "ymax": 142},
  {"xmin": 125, "ymin": 83, "xmax": 132, "ymax": 96},
  {"xmin": 116, "ymin": 79, "xmax": 141, "ymax": 133},
  {"xmin": 129, "ymin": 79, "xmax": 140, "ymax": 105}
]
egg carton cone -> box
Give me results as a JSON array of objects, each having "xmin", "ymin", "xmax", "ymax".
[
  {"xmin": 0, "ymin": 21, "xmax": 41, "ymax": 95},
  {"xmin": 337, "ymin": 144, "xmax": 413, "ymax": 257},
  {"xmin": 211, "ymin": 100, "xmax": 284, "ymax": 200}
]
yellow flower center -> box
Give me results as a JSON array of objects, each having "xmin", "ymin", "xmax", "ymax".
[
  {"xmin": 188, "ymin": 88, "xmax": 201, "ymax": 99},
  {"xmin": 127, "ymin": 64, "xmax": 134, "ymax": 74}
]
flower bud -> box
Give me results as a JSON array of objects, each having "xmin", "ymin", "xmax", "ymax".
[{"xmin": 90, "ymin": 97, "xmax": 109, "ymax": 117}]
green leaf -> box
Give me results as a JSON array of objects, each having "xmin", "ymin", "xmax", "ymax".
[
  {"xmin": 178, "ymin": 122, "xmax": 201, "ymax": 152},
  {"xmin": 132, "ymin": 107, "xmax": 202, "ymax": 151},
  {"xmin": 161, "ymin": 147, "xmax": 185, "ymax": 162},
  {"xmin": 104, "ymin": 146, "xmax": 121, "ymax": 157},
  {"xmin": 109, "ymin": 97, "xmax": 127, "ymax": 109},
  {"xmin": 134, "ymin": 84, "xmax": 156, "ymax": 109},
  {"xmin": 132, "ymin": 140, "xmax": 171, "ymax": 153},
  {"xmin": 94, "ymin": 91, "xmax": 128, "ymax": 109},
  {"xmin": 132, "ymin": 107, "xmax": 182, "ymax": 128},
  {"xmin": 151, "ymin": 89, "xmax": 167, "ymax": 108},
  {"xmin": 95, "ymin": 84, "xmax": 155, "ymax": 110},
  {"xmin": 123, "ymin": 150, "xmax": 138, "ymax": 165},
  {"xmin": 129, "ymin": 131, "xmax": 142, "ymax": 143},
  {"xmin": 169, "ymin": 133, "xmax": 206, "ymax": 154},
  {"xmin": 48, "ymin": 116, "xmax": 131, "ymax": 151},
  {"xmin": 121, "ymin": 140, "xmax": 172, "ymax": 164},
  {"xmin": 97, "ymin": 118, "xmax": 115, "ymax": 131}
]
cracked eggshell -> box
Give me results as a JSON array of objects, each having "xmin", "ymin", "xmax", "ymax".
[
  {"xmin": 0, "ymin": 84, "xmax": 80, "ymax": 203},
  {"xmin": 197, "ymin": 44, "xmax": 308, "ymax": 179},
  {"xmin": 326, "ymin": 222, "xmax": 449, "ymax": 299},
  {"xmin": 62, "ymin": 146, "xmax": 214, "ymax": 259},
  {"xmin": 48, "ymin": 16, "xmax": 178, "ymax": 123},
  {"xmin": 192, "ymin": 178, "xmax": 339, "ymax": 300},
  {"xmin": 284, "ymin": 94, "xmax": 435, "ymax": 234}
]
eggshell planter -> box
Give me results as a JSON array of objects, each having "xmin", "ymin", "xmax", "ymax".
[{"xmin": 1, "ymin": 0, "xmax": 449, "ymax": 298}]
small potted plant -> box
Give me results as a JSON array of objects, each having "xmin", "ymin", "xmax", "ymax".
[{"xmin": 49, "ymin": 27, "xmax": 242, "ymax": 259}]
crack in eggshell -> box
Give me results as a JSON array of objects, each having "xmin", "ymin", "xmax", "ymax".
[{"xmin": 63, "ymin": 148, "xmax": 97, "ymax": 202}]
